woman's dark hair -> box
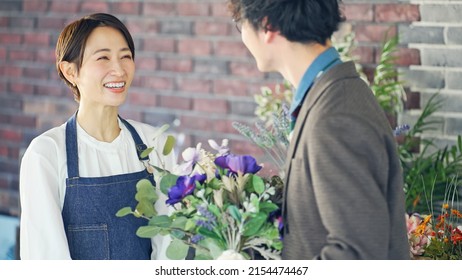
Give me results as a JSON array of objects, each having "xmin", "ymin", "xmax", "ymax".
[
  {"xmin": 227, "ymin": 0, "xmax": 345, "ymax": 44},
  {"xmin": 55, "ymin": 13, "xmax": 135, "ymax": 101}
]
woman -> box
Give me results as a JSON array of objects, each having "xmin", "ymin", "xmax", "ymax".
[{"xmin": 19, "ymin": 13, "xmax": 174, "ymax": 260}]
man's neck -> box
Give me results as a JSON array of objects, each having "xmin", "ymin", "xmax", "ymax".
[{"xmin": 278, "ymin": 41, "xmax": 332, "ymax": 89}]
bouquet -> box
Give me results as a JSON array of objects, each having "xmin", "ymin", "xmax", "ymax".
[
  {"xmin": 118, "ymin": 136, "xmax": 283, "ymax": 260},
  {"xmin": 406, "ymin": 180, "xmax": 462, "ymax": 260}
]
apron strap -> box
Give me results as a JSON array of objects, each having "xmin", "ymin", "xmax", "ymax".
[
  {"xmin": 65, "ymin": 113, "xmax": 150, "ymax": 178},
  {"xmin": 65, "ymin": 112, "xmax": 79, "ymax": 178},
  {"xmin": 118, "ymin": 116, "xmax": 150, "ymax": 161}
]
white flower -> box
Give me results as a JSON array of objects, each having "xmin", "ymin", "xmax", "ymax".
[{"xmin": 216, "ymin": 250, "xmax": 246, "ymax": 260}]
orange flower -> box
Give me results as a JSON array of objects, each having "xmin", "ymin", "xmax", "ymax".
[
  {"xmin": 451, "ymin": 228, "xmax": 462, "ymax": 244},
  {"xmin": 436, "ymin": 215, "xmax": 445, "ymax": 229},
  {"xmin": 451, "ymin": 209, "xmax": 462, "ymax": 218},
  {"xmin": 443, "ymin": 203, "xmax": 449, "ymax": 209}
]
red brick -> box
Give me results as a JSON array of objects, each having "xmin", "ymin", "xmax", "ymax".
[
  {"xmin": 126, "ymin": 19, "xmax": 158, "ymax": 34},
  {"xmin": 193, "ymin": 98, "xmax": 229, "ymax": 114},
  {"xmin": 9, "ymin": 50, "xmax": 34, "ymax": 61},
  {"xmin": 0, "ymin": 17, "xmax": 8, "ymax": 27},
  {"xmin": 10, "ymin": 82, "xmax": 34, "ymax": 95},
  {"xmin": 343, "ymin": 4, "xmax": 373, "ymax": 22},
  {"xmin": 36, "ymin": 49, "xmax": 55, "ymax": 63},
  {"xmin": 376, "ymin": 4, "xmax": 420, "ymax": 23},
  {"xmin": 354, "ymin": 24, "xmax": 396, "ymax": 43},
  {"xmin": 23, "ymin": 0, "xmax": 48, "ymax": 12},
  {"xmin": 111, "ymin": 2, "xmax": 141, "ymax": 15},
  {"xmin": 214, "ymin": 79, "xmax": 249, "ymax": 97},
  {"xmin": 136, "ymin": 56, "xmax": 157, "ymax": 71},
  {"xmin": 388, "ymin": 48, "xmax": 420, "ymax": 66},
  {"xmin": 159, "ymin": 95, "xmax": 192, "ymax": 110},
  {"xmin": 11, "ymin": 115, "xmax": 36, "ymax": 128},
  {"xmin": 214, "ymin": 40, "xmax": 250, "ymax": 57},
  {"xmin": 229, "ymin": 61, "xmax": 264, "ymax": 78},
  {"xmin": 142, "ymin": 38, "xmax": 175, "ymax": 52},
  {"xmin": 213, "ymin": 119, "xmax": 235, "ymax": 134},
  {"xmin": 179, "ymin": 115, "xmax": 213, "ymax": 131},
  {"xmin": 143, "ymin": 3, "xmax": 176, "ymax": 16},
  {"xmin": 159, "ymin": 58, "xmax": 193, "ymax": 73},
  {"xmin": 177, "ymin": 2, "xmax": 210, "ymax": 16},
  {"xmin": 0, "ymin": 128, "xmax": 22, "ymax": 142},
  {"xmin": 194, "ymin": 21, "xmax": 229, "ymax": 36},
  {"xmin": 405, "ymin": 91, "xmax": 420, "ymax": 110},
  {"xmin": 0, "ymin": 143, "xmax": 8, "ymax": 159},
  {"xmin": 81, "ymin": 1, "xmax": 109, "ymax": 13},
  {"xmin": 37, "ymin": 17, "xmax": 67, "ymax": 30},
  {"xmin": 143, "ymin": 76, "xmax": 174, "ymax": 90},
  {"xmin": 2, "ymin": 66, "xmax": 22, "ymax": 77},
  {"xmin": 128, "ymin": 91, "xmax": 157, "ymax": 107},
  {"xmin": 178, "ymin": 39, "xmax": 212, "ymax": 56},
  {"xmin": 211, "ymin": 2, "xmax": 230, "ymax": 17},
  {"xmin": 351, "ymin": 45, "xmax": 375, "ymax": 64},
  {"xmin": 24, "ymin": 33, "xmax": 50, "ymax": 46},
  {"xmin": 0, "ymin": 33, "xmax": 21, "ymax": 45},
  {"xmin": 10, "ymin": 17, "xmax": 35, "ymax": 28},
  {"xmin": 0, "ymin": 47, "xmax": 5, "ymax": 60},
  {"xmin": 24, "ymin": 67, "xmax": 50, "ymax": 79},
  {"xmin": 36, "ymin": 84, "xmax": 64, "ymax": 97},
  {"xmin": 177, "ymin": 77, "xmax": 212, "ymax": 94},
  {"xmin": 49, "ymin": 1, "xmax": 79, "ymax": 13}
]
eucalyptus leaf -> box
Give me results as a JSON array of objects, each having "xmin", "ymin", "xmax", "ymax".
[
  {"xmin": 115, "ymin": 207, "xmax": 132, "ymax": 217},
  {"xmin": 149, "ymin": 215, "xmax": 171, "ymax": 228},
  {"xmin": 136, "ymin": 225, "xmax": 161, "ymax": 238},
  {"xmin": 160, "ymin": 173, "xmax": 179, "ymax": 195},
  {"xmin": 166, "ymin": 239, "xmax": 189, "ymax": 260},
  {"xmin": 171, "ymin": 216, "xmax": 188, "ymax": 229},
  {"xmin": 136, "ymin": 200, "xmax": 156, "ymax": 218},
  {"xmin": 140, "ymin": 147, "xmax": 154, "ymax": 159},
  {"xmin": 252, "ymin": 175, "xmax": 265, "ymax": 195},
  {"xmin": 163, "ymin": 135, "xmax": 176, "ymax": 156},
  {"xmin": 152, "ymin": 124, "xmax": 170, "ymax": 140}
]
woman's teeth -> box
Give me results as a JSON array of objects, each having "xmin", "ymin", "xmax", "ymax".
[{"xmin": 104, "ymin": 82, "xmax": 125, "ymax": 88}]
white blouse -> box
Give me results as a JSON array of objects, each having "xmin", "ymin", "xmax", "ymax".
[{"xmin": 19, "ymin": 118, "xmax": 176, "ymax": 260}]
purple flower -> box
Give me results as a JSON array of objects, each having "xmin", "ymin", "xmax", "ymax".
[
  {"xmin": 166, "ymin": 174, "xmax": 207, "ymax": 205},
  {"xmin": 215, "ymin": 154, "xmax": 262, "ymax": 175}
]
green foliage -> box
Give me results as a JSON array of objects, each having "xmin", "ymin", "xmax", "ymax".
[
  {"xmin": 399, "ymin": 94, "xmax": 462, "ymax": 213},
  {"xmin": 371, "ymin": 34, "xmax": 406, "ymax": 116}
]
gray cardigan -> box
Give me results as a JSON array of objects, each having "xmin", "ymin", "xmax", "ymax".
[{"xmin": 281, "ymin": 61, "xmax": 410, "ymax": 259}]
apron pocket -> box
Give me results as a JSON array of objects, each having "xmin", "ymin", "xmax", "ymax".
[{"xmin": 67, "ymin": 223, "xmax": 109, "ymax": 260}]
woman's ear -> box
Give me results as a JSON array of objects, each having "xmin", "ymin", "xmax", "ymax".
[{"xmin": 58, "ymin": 61, "xmax": 77, "ymax": 86}]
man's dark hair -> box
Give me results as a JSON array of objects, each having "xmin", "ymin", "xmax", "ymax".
[{"xmin": 227, "ymin": 0, "xmax": 345, "ymax": 45}]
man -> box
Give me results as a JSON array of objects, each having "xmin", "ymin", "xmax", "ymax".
[{"xmin": 227, "ymin": 0, "xmax": 410, "ymax": 259}]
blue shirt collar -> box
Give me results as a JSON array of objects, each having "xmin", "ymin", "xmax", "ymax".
[{"xmin": 289, "ymin": 47, "xmax": 341, "ymax": 115}]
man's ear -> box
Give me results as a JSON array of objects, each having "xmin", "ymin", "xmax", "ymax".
[
  {"xmin": 263, "ymin": 29, "xmax": 278, "ymax": 44},
  {"xmin": 58, "ymin": 61, "xmax": 77, "ymax": 86}
]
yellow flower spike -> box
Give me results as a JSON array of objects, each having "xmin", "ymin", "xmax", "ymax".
[
  {"xmin": 423, "ymin": 215, "xmax": 431, "ymax": 225},
  {"xmin": 443, "ymin": 203, "xmax": 449, "ymax": 209}
]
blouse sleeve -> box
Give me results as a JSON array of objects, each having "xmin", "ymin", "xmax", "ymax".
[{"xmin": 19, "ymin": 136, "xmax": 71, "ymax": 259}]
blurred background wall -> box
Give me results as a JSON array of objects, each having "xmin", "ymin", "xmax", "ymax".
[{"xmin": 1, "ymin": 0, "xmax": 462, "ymax": 219}]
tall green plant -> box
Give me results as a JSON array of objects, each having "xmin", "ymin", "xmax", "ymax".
[{"xmin": 372, "ymin": 34, "xmax": 407, "ymax": 116}]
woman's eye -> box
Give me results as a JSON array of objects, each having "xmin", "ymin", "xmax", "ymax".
[
  {"xmin": 97, "ymin": 56, "xmax": 109, "ymax": 61},
  {"xmin": 122, "ymin": 55, "xmax": 132, "ymax": 60}
]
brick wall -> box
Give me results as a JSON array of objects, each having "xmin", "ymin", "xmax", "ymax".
[{"xmin": 0, "ymin": 0, "xmax": 457, "ymax": 216}]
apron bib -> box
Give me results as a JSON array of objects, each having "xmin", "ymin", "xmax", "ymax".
[{"xmin": 62, "ymin": 114, "xmax": 154, "ymax": 260}]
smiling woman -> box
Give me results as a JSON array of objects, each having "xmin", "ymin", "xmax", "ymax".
[{"xmin": 18, "ymin": 13, "xmax": 175, "ymax": 260}]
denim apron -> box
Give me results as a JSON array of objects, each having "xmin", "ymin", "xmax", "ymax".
[{"xmin": 62, "ymin": 114, "xmax": 154, "ymax": 260}]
